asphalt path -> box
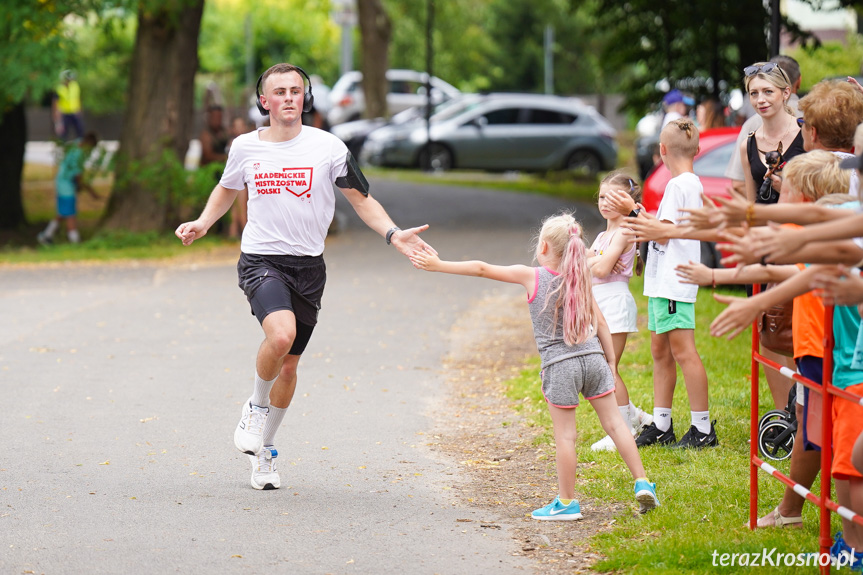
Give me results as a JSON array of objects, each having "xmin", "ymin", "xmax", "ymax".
[{"xmin": 0, "ymin": 179, "xmax": 601, "ymax": 574}]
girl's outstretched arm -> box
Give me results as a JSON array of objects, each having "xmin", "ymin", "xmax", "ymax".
[{"xmin": 410, "ymin": 250, "xmax": 535, "ymax": 293}]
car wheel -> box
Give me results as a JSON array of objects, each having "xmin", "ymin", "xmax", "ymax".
[
  {"xmin": 565, "ymin": 150, "xmax": 601, "ymax": 177},
  {"xmin": 419, "ymin": 143, "xmax": 453, "ymax": 171}
]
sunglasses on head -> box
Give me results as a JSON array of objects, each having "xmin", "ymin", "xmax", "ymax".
[
  {"xmin": 744, "ymin": 63, "xmax": 790, "ymax": 83},
  {"xmin": 797, "ymin": 117, "xmax": 806, "ymax": 126}
]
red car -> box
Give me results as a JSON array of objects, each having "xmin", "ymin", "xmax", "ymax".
[{"xmin": 641, "ymin": 126, "xmax": 742, "ymax": 267}]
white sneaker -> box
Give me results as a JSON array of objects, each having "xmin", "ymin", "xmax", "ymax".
[
  {"xmin": 590, "ymin": 425, "xmax": 639, "ymax": 452},
  {"xmin": 590, "ymin": 434, "xmax": 618, "ymax": 452},
  {"xmin": 234, "ymin": 399, "xmax": 268, "ymax": 455},
  {"xmin": 631, "ymin": 407, "xmax": 654, "ymax": 435},
  {"xmin": 249, "ymin": 446, "xmax": 280, "ymax": 490}
]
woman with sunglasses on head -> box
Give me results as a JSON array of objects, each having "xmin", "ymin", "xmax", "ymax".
[
  {"xmin": 741, "ymin": 62, "xmax": 806, "ymax": 205},
  {"xmin": 739, "ymin": 62, "xmax": 806, "ymax": 414}
]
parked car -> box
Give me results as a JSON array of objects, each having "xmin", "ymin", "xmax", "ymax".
[
  {"xmin": 327, "ymin": 69, "xmax": 460, "ymax": 127},
  {"xmin": 641, "ymin": 126, "xmax": 741, "ymax": 267},
  {"xmin": 360, "ymin": 93, "xmax": 618, "ymax": 176},
  {"xmin": 330, "ymin": 99, "xmax": 457, "ymax": 159}
]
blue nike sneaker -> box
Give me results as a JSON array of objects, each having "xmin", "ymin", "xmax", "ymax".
[
  {"xmin": 531, "ymin": 496, "xmax": 583, "ymax": 521},
  {"xmin": 831, "ymin": 531, "xmax": 863, "ymax": 571},
  {"xmin": 634, "ymin": 479, "xmax": 660, "ymax": 514}
]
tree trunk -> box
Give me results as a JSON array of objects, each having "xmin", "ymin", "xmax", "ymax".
[
  {"xmin": 0, "ymin": 102, "xmax": 27, "ymax": 229},
  {"xmin": 357, "ymin": 0, "xmax": 391, "ymax": 120},
  {"xmin": 102, "ymin": 0, "xmax": 204, "ymax": 232}
]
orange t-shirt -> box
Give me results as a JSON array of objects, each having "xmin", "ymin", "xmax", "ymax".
[{"xmin": 788, "ymin": 223, "xmax": 824, "ymax": 359}]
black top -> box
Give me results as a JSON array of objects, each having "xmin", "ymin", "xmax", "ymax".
[{"xmin": 747, "ymin": 129, "xmax": 805, "ymax": 204}]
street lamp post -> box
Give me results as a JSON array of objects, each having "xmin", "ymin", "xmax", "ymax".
[
  {"xmin": 424, "ymin": 0, "xmax": 434, "ymax": 171},
  {"xmin": 331, "ymin": 0, "xmax": 356, "ymax": 76}
]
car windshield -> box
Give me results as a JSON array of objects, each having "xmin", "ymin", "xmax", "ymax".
[
  {"xmin": 430, "ymin": 98, "xmax": 485, "ymax": 123},
  {"xmin": 391, "ymin": 98, "xmax": 462, "ymax": 124},
  {"xmin": 694, "ymin": 141, "xmax": 735, "ymax": 179}
]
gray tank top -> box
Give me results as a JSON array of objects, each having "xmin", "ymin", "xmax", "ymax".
[{"xmin": 527, "ymin": 266, "xmax": 604, "ymax": 368}]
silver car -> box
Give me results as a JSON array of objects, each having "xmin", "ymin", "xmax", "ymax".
[
  {"xmin": 360, "ymin": 93, "xmax": 618, "ymax": 175},
  {"xmin": 327, "ymin": 69, "xmax": 461, "ymax": 127}
]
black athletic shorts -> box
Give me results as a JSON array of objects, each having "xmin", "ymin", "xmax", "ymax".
[{"xmin": 237, "ymin": 252, "xmax": 326, "ymax": 355}]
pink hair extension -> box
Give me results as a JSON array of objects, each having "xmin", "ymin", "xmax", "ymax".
[{"xmin": 556, "ymin": 223, "xmax": 596, "ymax": 345}]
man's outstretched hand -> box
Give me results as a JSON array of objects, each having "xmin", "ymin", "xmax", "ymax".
[{"xmin": 391, "ymin": 225, "xmax": 438, "ymax": 266}]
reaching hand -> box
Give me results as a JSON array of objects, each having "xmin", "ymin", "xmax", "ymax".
[
  {"xmin": 849, "ymin": 76, "xmax": 863, "ymax": 95},
  {"xmin": 717, "ymin": 227, "xmax": 760, "ymax": 268},
  {"xmin": 713, "ymin": 192, "xmax": 751, "ymax": 227},
  {"xmin": 409, "ymin": 248, "xmax": 440, "ymax": 271},
  {"xmin": 675, "ymin": 260, "xmax": 712, "ymax": 285},
  {"xmin": 391, "ymin": 225, "xmax": 438, "ymax": 266},
  {"xmin": 710, "ymin": 293, "xmax": 759, "ymax": 340},
  {"xmin": 811, "ymin": 265, "xmax": 863, "ymax": 306},
  {"xmin": 622, "ymin": 210, "xmax": 676, "ymax": 243},
  {"xmin": 749, "ymin": 222, "xmax": 801, "ymax": 263},
  {"xmin": 680, "ymin": 197, "xmax": 718, "ymax": 230}
]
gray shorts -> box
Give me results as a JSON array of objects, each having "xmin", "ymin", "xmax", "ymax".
[{"xmin": 540, "ymin": 353, "xmax": 615, "ymax": 408}]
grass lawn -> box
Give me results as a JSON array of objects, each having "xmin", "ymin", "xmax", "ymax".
[
  {"xmin": 503, "ymin": 274, "xmax": 841, "ymax": 573},
  {"xmin": 3, "ymin": 164, "xmax": 236, "ymax": 264}
]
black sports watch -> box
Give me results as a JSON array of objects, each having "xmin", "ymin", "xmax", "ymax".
[
  {"xmin": 628, "ymin": 209, "xmax": 641, "ymax": 218},
  {"xmin": 386, "ymin": 227, "xmax": 401, "ymax": 245}
]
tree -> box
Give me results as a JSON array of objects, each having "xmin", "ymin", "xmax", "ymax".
[
  {"xmin": 198, "ymin": 0, "xmax": 341, "ymax": 105},
  {"xmin": 0, "ymin": 1, "xmax": 94, "ymax": 230},
  {"xmin": 356, "ymin": 0, "xmax": 391, "ymax": 119},
  {"xmin": 101, "ymin": 0, "xmax": 204, "ymax": 231}
]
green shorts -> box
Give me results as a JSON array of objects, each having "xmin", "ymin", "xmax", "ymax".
[{"xmin": 647, "ymin": 297, "xmax": 696, "ymax": 334}]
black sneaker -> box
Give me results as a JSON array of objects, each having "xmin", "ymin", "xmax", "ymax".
[
  {"xmin": 671, "ymin": 420, "xmax": 718, "ymax": 449},
  {"xmin": 635, "ymin": 420, "xmax": 676, "ymax": 447}
]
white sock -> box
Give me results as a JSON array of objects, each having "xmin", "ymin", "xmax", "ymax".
[
  {"xmin": 250, "ymin": 372, "xmax": 277, "ymax": 408},
  {"xmin": 653, "ymin": 407, "xmax": 673, "ymax": 432},
  {"xmin": 628, "ymin": 401, "xmax": 640, "ymax": 422},
  {"xmin": 618, "ymin": 404, "xmax": 631, "ymax": 429},
  {"xmin": 67, "ymin": 229, "xmax": 80, "ymax": 243},
  {"xmin": 44, "ymin": 220, "xmax": 59, "ymax": 238},
  {"xmin": 692, "ymin": 411, "xmax": 711, "ymax": 434},
  {"xmin": 262, "ymin": 405, "xmax": 287, "ymax": 447}
]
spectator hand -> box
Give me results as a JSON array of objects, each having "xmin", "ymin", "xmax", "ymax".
[
  {"xmin": 675, "ymin": 260, "xmax": 712, "ymax": 285},
  {"xmin": 680, "ymin": 192, "xmax": 724, "ymax": 230},
  {"xmin": 712, "ymin": 191, "xmax": 750, "ymax": 227},
  {"xmin": 811, "ymin": 265, "xmax": 863, "ymax": 306},
  {"xmin": 849, "ymin": 77, "xmax": 863, "ymax": 95},
  {"xmin": 749, "ymin": 222, "xmax": 801, "ymax": 263},
  {"xmin": 710, "ymin": 293, "xmax": 759, "ymax": 340},
  {"xmin": 717, "ymin": 227, "xmax": 760, "ymax": 268},
  {"xmin": 409, "ymin": 248, "xmax": 440, "ymax": 271},
  {"xmin": 622, "ymin": 209, "xmax": 675, "ymax": 243}
]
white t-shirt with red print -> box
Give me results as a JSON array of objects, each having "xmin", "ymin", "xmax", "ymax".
[
  {"xmin": 220, "ymin": 126, "xmax": 349, "ymax": 256},
  {"xmin": 643, "ymin": 171, "xmax": 702, "ymax": 303}
]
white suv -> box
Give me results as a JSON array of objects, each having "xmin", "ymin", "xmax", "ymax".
[{"xmin": 327, "ymin": 69, "xmax": 460, "ymax": 126}]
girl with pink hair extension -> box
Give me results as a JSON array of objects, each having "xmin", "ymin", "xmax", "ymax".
[{"xmin": 410, "ymin": 212, "xmax": 660, "ymax": 521}]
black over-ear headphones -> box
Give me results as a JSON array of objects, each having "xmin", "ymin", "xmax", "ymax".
[{"xmin": 255, "ymin": 65, "xmax": 315, "ymax": 116}]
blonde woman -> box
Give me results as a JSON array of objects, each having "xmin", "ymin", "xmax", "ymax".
[{"xmin": 741, "ymin": 62, "xmax": 805, "ymax": 205}]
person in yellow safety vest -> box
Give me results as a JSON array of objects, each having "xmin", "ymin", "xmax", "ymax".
[{"xmin": 53, "ymin": 70, "xmax": 84, "ymax": 141}]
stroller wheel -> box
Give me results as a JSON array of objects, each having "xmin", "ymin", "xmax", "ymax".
[
  {"xmin": 759, "ymin": 409, "xmax": 790, "ymax": 429},
  {"xmin": 758, "ymin": 419, "xmax": 795, "ymax": 461}
]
